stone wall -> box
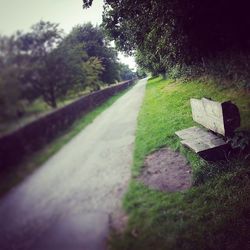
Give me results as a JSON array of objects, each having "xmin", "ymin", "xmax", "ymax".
[{"xmin": 0, "ymin": 80, "xmax": 135, "ymax": 170}]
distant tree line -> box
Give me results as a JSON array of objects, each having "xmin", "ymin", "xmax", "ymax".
[
  {"xmin": 84, "ymin": 0, "xmax": 250, "ymax": 88},
  {"xmin": 0, "ymin": 21, "xmax": 136, "ymax": 120}
]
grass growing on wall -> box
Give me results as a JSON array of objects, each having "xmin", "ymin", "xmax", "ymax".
[
  {"xmin": 0, "ymin": 87, "xmax": 132, "ymax": 197},
  {"xmin": 110, "ymin": 77, "xmax": 250, "ymax": 250}
]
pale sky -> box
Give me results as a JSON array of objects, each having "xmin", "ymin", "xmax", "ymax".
[{"xmin": 0, "ymin": 0, "xmax": 136, "ymax": 69}]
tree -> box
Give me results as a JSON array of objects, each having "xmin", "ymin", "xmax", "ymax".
[
  {"xmin": 0, "ymin": 34, "xmax": 23, "ymax": 118},
  {"xmin": 1, "ymin": 17, "xmax": 136, "ymax": 115},
  {"xmin": 82, "ymin": 57, "xmax": 104, "ymax": 91},
  {"xmin": 100, "ymin": 0, "xmax": 193, "ymax": 73},
  {"xmin": 0, "ymin": 66, "xmax": 21, "ymax": 119},
  {"xmin": 17, "ymin": 21, "xmax": 66, "ymax": 107},
  {"xmin": 54, "ymin": 35, "xmax": 90, "ymax": 98},
  {"xmin": 83, "ymin": 0, "xmax": 250, "ymax": 77},
  {"xmin": 136, "ymin": 67, "xmax": 147, "ymax": 79},
  {"xmin": 67, "ymin": 23, "xmax": 120, "ymax": 84},
  {"xmin": 118, "ymin": 63, "xmax": 136, "ymax": 81},
  {"xmin": 17, "ymin": 21, "xmax": 94, "ymax": 108}
]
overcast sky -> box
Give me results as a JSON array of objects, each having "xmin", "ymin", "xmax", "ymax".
[{"xmin": 0, "ymin": 0, "xmax": 136, "ymax": 69}]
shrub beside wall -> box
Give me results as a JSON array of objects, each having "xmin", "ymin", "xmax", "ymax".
[{"xmin": 0, "ymin": 80, "xmax": 135, "ymax": 171}]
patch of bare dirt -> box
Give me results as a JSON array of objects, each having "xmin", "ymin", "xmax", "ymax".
[{"xmin": 138, "ymin": 148, "xmax": 192, "ymax": 192}]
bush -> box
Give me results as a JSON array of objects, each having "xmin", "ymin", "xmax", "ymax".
[{"xmin": 167, "ymin": 53, "xmax": 250, "ymax": 90}]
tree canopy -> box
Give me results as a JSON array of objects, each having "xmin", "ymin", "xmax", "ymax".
[
  {"xmin": 83, "ymin": 0, "xmax": 250, "ymax": 79},
  {"xmin": 0, "ymin": 20, "xmax": 135, "ymax": 120},
  {"xmin": 67, "ymin": 23, "xmax": 120, "ymax": 84}
]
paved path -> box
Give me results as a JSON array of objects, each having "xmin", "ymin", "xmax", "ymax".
[{"xmin": 0, "ymin": 79, "xmax": 147, "ymax": 250}]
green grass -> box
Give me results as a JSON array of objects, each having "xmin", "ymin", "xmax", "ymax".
[
  {"xmin": 110, "ymin": 77, "xmax": 250, "ymax": 250},
  {"xmin": 0, "ymin": 87, "xmax": 131, "ymax": 197}
]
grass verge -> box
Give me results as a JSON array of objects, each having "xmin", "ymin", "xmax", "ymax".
[
  {"xmin": 0, "ymin": 87, "xmax": 132, "ymax": 197},
  {"xmin": 110, "ymin": 77, "xmax": 250, "ymax": 250}
]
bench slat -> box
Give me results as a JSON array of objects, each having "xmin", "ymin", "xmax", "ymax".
[
  {"xmin": 176, "ymin": 126, "xmax": 227, "ymax": 154},
  {"xmin": 191, "ymin": 98, "xmax": 240, "ymax": 136}
]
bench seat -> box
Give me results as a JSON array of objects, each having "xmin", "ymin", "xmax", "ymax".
[{"xmin": 175, "ymin": 126, "xmax": 228, "ymax": 157}]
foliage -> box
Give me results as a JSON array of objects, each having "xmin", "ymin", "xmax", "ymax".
[
  {"xmin": 0, "ymin": 18, "xmax": 136, "ymax": 130},
  {"xmin": 118, "ymin": 63, "xmax": 136, "ymax": 81},
  {"xmin": 67, "ymin": 23, "xmax": 120, "ymax": 84},
  {"xmin": 136, "ymin": 67, "xmax": 147, "ymax": 79},
  {"xmin": 100, "ymin": 0, "xmax": 193, "ymax": 73},
  {"xmin": 82, "ymin": 57, "xmax": 104, "ymax": 91},
  {"xmin": 0, "ymin": 20, "xmax": 133, "ymax": 123},
  {"xmin": 82, "ymin": 0, "xmax": 93, "ymax": 8},
  {"xmin": 84, "ymin": 0, "xmax": 250, "ymax": 86},
  {"xmin": 109, "ymin": 77, "xmax": 250, "ymax": 249},
  {"xmin": 167, "ymin": 53, "xmax": 250, "ymax": 89},
  {"xmin": 0, "ymin": 34, "xmax": 23, "ymax": 118},
  {"xmin": 0, "ymin": 67, "xmax": 21, "ymax": 119},
  {"xmin": 16, "ymin": 21, "xmax": 74, "ymax": 108}
]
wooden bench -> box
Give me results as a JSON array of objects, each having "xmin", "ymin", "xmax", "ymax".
[{"xmin": 175, "ymin": 98, "xmax": 240, "ymax": 160}]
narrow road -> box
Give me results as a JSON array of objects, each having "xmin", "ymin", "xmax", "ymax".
[{"xmin": 0, "ymin": 79, "xmax": 147, "ymax": 250}]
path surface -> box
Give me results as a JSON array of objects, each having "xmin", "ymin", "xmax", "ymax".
[{"xmin": 0, "ymin": 79, "xmax": 147, "ymax": 250}]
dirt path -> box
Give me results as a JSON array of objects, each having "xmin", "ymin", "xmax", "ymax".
[{"xmin": 0, "ymin": 79, "xmax": 147, "ymax": 250}]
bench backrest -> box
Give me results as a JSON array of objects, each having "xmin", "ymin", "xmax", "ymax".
[{"xmin": 190, "ymin": 98, "xmax": 240, "ymax": 136}]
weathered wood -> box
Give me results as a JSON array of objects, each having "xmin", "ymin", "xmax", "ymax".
[
  {"xmin": 175, "ymin": 126, "xmax": 227, "ymax": 154},
  {"xmin": 190, "ymin": 98, "xmax": 240, "ymax": 136},
  {"xmin": 175, "ymin": 98, "xmax": 241, "ymax": 160}
]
